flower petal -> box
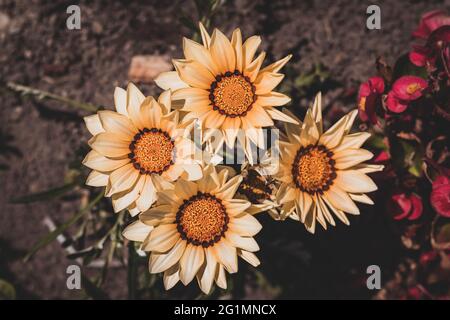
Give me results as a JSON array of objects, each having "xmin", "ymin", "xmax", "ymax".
[
  {"xmin": 84, "ymin": 114, "xmax": 104, "ymax": 136},
  {"xmin": 179, "ymin": 244, "xmax": 205, "ymax": 285},
  {"xmin": 123, "ymin": 220, "xmax": 152, "ymax": 242},
  {"xmin": 145, "ymin": 224, "xmax": 179, "ymax": 253},
  {"xmin": 149, "ymin": 238, "xmax": 186, "ymax": 273}
]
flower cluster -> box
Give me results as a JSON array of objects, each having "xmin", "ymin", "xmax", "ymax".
[{"xmin": 83, "ymin": 23, "xmax": 383, "ymax": 293}]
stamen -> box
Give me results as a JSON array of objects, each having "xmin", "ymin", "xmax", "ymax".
[
  {"xmin": 291, "ymin": 144, "xmax": 336, "ymax": 194},
  {"xmin": 176, "ymin": 193, "xmax": 228, "ymax": 247},
  {"xmin": 209, "ymin": 70, "xmax": 255, "ymax": 117},
  {"xmin": 129, "ymin": 128, "xmax": 174, "ymax": 175}
]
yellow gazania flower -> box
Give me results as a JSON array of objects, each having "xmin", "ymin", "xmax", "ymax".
[
  {"xmin": 274, "ymin": 93, "xmax": 384, "ymax": 233},
  {"xmin": 155, "ymin": 23, "xmax": 298, "ymax": 157},
  {"xmin": 82, "ymin": 84, "xmax": 201, "ymax": 216},
  {"xmin": 122, "ymin": 165, "xmax": 262, "ymax": 294}
]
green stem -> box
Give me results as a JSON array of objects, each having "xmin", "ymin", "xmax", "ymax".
[
  {"xmin": 23, "ymin": 191, "xmax": 104, "ymax": 262},
  {"xmin": 4, "ymin": 81, "xmax": 99, "ymax": 113}
]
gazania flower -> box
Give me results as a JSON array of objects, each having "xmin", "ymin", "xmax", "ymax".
[
  {"xmin": 155, "ymin": 23, "xmax": 297, "ymax": 161},
  {"xmin": 386, "ymin": 76, "xmax": 428, "ymax": 113},
  {"xmin": 358, "ymin": 76, "xmax": 385, "ymax": 124},
  {"xmin": 82, "ymin": 84, "xmax": 201, "ymax": 216},
  {"xmin": 122, "ymin": 165, "xmax": 262, "ymax": 294},
  {"xmin": 274, "ymin": 93, "xmax": 384, "ymax": 233}
]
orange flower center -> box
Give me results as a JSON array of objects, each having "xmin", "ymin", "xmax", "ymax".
[
  {"xmin": 209, "ymin": 70, "xmax": 256, "ymax": 117},
  {"xmin": 291, "ymin": 145, "xmax": 336, "ymax": 194},
  {"xmin": 129, "ymin": 128, "xmax": 174, "ymax": 175},
  {"xmin": 176, "ymin": 193, "xmax": 228, "ymax": 247},
  {"xmin": 406, "ymin": 83, "xmax": 422, "ymax": 95}
]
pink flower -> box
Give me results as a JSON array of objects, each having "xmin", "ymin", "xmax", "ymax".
[
  {"xmin": 412, "ymin": 10, "xmax": 450, "ymax": 40},
  {"xmin": 386, "ymin": 76, "xmax": 428, "ymax": 113},
  {"xmin": 391, "ymin": 193, "xmax": 423, "ymax": 220},
  {"xmin": 409, "ymin": 10, "xmax": 450, "ymax": 67},
  {"xmin": 358, "ymin": 77, "xmax": 384, "ymax": 124},
  {"xmin": 431, "ymin": 175, "xmax": 450, "ymax": 217}
]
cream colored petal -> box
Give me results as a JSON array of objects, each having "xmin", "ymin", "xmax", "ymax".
[
  {"xmin": 332, "ymin": 132, "xmax": 371, "ymax": 153},
  {"xmin": 226, "ymin": 232, "xmax": 259, "ymax": 252},
  {"xmin": 147, "ymin": 99, "xmax": 163, "ymax": 128},
  {"xmin": 86, "ymin": 170, "xmax": 109, "ymax": 187},
  {"xmin": 173, "ymin": 87, "xmax": 209, "ymax": 101},
  {"xmin": 335, "ymin": 170, "xmax": 378, "ymax": 193},
  {"xmin": 257, "ymin": 92, "xmax": 291, "ymax": 107},
  {"xmin": 238, "ymin": 249, "xmax": 260, "ymax": 267},
  {"xmin": 89, "ymin": 132, "xmax": 130, "ymax": 157},
  {"xmin": 334, "ymin": 149, "xmax": 374, "ymax": 170},
  {"xmin": 303, "ymin": 203, "xmax": 317, "ymax": 234},
  {"xmin": 311, "ymin": 92, "xmax": 323, "ymax": 134},
  {"xmin": 149, "ymin": 238, "xmax": 186, "ymax": 273},
  {"xmin": 183, "ymin": 37, "xmax": 219, "ymax": 75},
  {"xmin": 324, "ymin": 185, "xmax": 360, "ymax": 215},
  {"xmin": 198, "ymin": 22, "xmax": 211, "ymax": 49},
  {"xmin": 260, "ymin": 54, "xmax": 292, "ymax": 73},
  {"xmin": 173, "ymin": 59, "xmax": 214, "ymax": 90},
  {"xmin": 242, "ymin": 35, "xmax": 261, "ymax": 69},
  {"xmin": 111, "ymin": 174, "xmax": 145, "ymax": 212},
  {"xmin": 154, "ymin": 71, "xmax": 189, "ymax": 91},
  {"xmin": 223, "ymin": 199, "xmax": 251, "ymax": 216},
  {"xmin": 181, "ymin": 163, "xmax": 203, "ymax": 181},
  {"xmin": 98, "ymin": 110, "xmax": 136, "ymax": 138},
  {"xmin": 114, "ymin": 87, "xmax": 128, "ymax": 116},
  {"xmin": 122, "ymin": 220, "xmax": 152, "ymax": 242},
  {"xmin": 317, "ymin": 194, "xmax": 336, "ymax": 226},
  {"xmin": 126, "ymin": 83, "xmax": 146, "ymax": 129},
  {"xmin": 84, "ymin": 114, "xmax": 104, "ymax": 136},
  {"xmin": 268, "ymin": 106, "xmax": 300, "ymax": 125},
  {"xmin": 210, "ymin": 28, "xmax": 236, "ymax": 73},
  {"xmin": 108, "ymin": 163, "xmax": 139, "ymax": 195},
  {"xmin": 88, "ymin": 153, "xmax": 109, "ymax": 176},
  {"xmin": 163, "ymin": 163, "xmax": 184, "ymax": 181},
  {"xmin": 245, "ymin": 51, "xmax": 266, "ymax": 82},
  {"xmin": 228, "ymin": 214, "xmax": 262, "ymax": 236},
  {"xmin": 163, "ymin": 263, "xmax": 180, "ymax": 290},
  {"xmin": 197, "ymin": 248, "xmax": 217, "ymax": 294},
  {"xmin": 255, "ymin": 72, "xmax": 284, "ymax": 95},
  {"xmin": 349, "ymin": 193, "xmax": 374, "ymax": 205},
  {"xmin": 179, "ymin": 244, "xmax": 205, "ymax": 285},
  {"xmin": 212, "ymin": 239, "xmax": 238, "ymax": 273},
  {"xmin": 215, "ymin": 175, "xmax": 242, "ymax": 199},
  {"xmin": 157, "ymin": 90, "xmax": 172, "ymax": 115},
  {"xmin": 128, "ymin": 206, "xmax": 140, "ymax": 217},
  {"xmin": 204, "ymin": 111, "xmax": 226, "ymax": 129},
  {"xmin": 343, "ymin": 110, "xmax": 358, "ymax": 134},
  {"xmin": 215, "ymin": 264, "xmax": 227, "ymax": 289},
  {"xmin": 314, "ymin": 195, "xmax": 328, "ymax": 230},
  {"xmin": 174, "ymin": 179, "xmax": 198, "ymax": 199},
  {"xmin": 319, "ymin": 113, "xmax": 349, "ymax": 149},
  {"xmin": 246, "ymin": 104, "xmax": 274, "ymax": 127},
  {"xmin": 321, "ymin": 196, "xmax": 350, "ymax": 225},
  {"xmin": 145, "ymin": 224, "xmax": 178, "ymax": 253},
  {"xmin": 299, "ymin": 109, "xmax": 320, "ymax": 146},
  {"xmin": 231, "ymin": 28, "xmax": 243, "ymax": 72},
  {"xmin": 353, "ymin": 164, "xmax": 384, "ymax": 174},
  {"xmin": 136, "ymin": 175, "xmax": 156, "ymax": 212},
  {"xmin": 140, "ymin": 205, "xmax": 175, "ymax": 226}
]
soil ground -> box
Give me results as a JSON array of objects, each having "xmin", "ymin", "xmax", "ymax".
[{"xmin": 1, "ymin": 0, "xmax": 449, "ymax": 299}]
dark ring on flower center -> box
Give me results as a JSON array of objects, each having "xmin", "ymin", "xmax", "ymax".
[
  {"xmin": 128, "ymin": 128, "xmax": 175, "ymax": 175},
  {"xmin": 208, "ymin": 70, "xmax": 257, "ymax": 118},
  {"xmin": 175, "ymin": 192, "xmax": 229, "ymax": 247},
  {"xmin": 291, "ymin": 144, "xmax": 336, "ymax": 195}
]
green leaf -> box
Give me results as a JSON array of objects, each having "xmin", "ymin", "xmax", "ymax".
[
  {"xmin": 367, "ymin": 134, "xmax": 388, "ymax": 151},
  {"xmin": 23, "ymin": 192, "xmax": 103, "ymax": 262},
  {"xmin": 10, "ymin": 181, "xmax": 78, "ymax": 204},
  {"xmin": 0, "ymin": 279, "xmax": 16, "ymax": 300},
  {"xmin": 392, "ymin": 54, "xmax": 428, "ymax": 81}
]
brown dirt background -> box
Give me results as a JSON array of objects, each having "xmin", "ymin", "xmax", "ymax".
[{"xmin": 1, "ymin": 0, "xmax": 449, "ymax": 299}]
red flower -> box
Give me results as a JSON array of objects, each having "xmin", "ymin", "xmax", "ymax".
[
  {"xmin": 409, "ymin": 10, "xmax": 450, "ymax": 67},
  {"xmin": 412, "ymin": 10, "xmax": 450, "ymax": 40},
  {"xmin": 391, "ymin": 193, "xmax": 423, "ymax": 220},
  {"xmin": 431, "ymin": 175, "xmax": 450, "ymax": 217},
  {"xmin": 386, "ymin": 76, "xmax": 428, "ymax": 113},
  {"xmin": 358, "ymin": 76, "xmax": 384, "ymax": 124}
]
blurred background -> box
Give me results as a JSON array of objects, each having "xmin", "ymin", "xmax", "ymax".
[{"xmin": 0, "ymin": 0, "xmax": 449, "ymax": 299}]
